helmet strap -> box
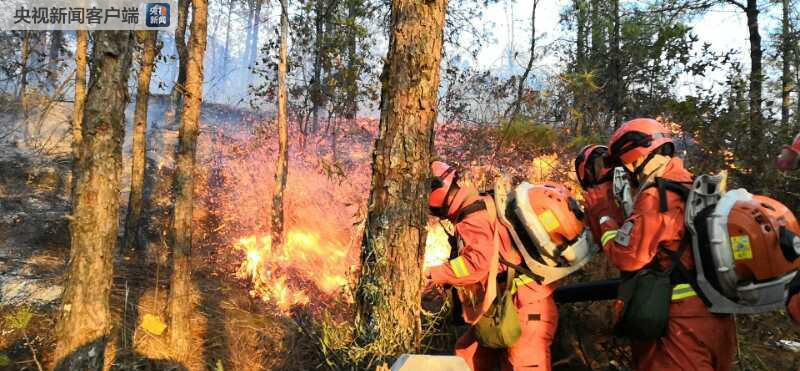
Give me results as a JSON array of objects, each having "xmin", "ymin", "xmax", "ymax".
[{"xmin": 630, "ymin": 152, "xmax": 669, "ymax": 189}]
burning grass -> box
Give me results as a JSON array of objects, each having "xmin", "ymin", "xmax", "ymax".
[{"xmin": 197, "ymin": 121, "xmax": 372, "ymax": 313}]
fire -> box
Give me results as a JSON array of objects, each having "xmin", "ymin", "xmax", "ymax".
[
  {"xmin": 234, "ymin": 224, "xmax": 455, "ymax": 310},
  {"xmin": 424, "ymin": 223, "xmax": 452, "ymax": 269},
  {"xmin": 530, "ymin": 153, "xmax": 558, "ymax": 182},
  {"xmin": 233, "ymin": 229, "xmax": 353, "ymax": 311}
]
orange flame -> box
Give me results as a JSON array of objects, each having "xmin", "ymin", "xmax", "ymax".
[
  {"xmin": 424, "ymin": 223, "xmax": 452, "ymax": 269},
  {"xmin": 233, "ymin": 229, "xmax": 352, "ymax": 312},
  {"xmin": 234, "ymin": 224, "xmax": 456, "ymax": 311}
]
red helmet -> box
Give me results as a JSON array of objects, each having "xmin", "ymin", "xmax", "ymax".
[
  {"xmin": 575, "ymin": 144, "xmax": 612, "ymax": 189},
  {"xmin": 607, "ymin": 118, "xmax": 674, "ymax": 167},
  {"xmin": 429, "ymin": 161, "xmax": 457, "ymax": 209},
  {"xmin": 776, "ymin": 132, "xmax": 800, "ymax": 171}
]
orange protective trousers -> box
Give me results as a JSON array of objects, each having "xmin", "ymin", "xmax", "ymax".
[
  {"xmin": 630, "ymin": 297, "xmax": 736, "ymax": 371},
  {"xmin": 455, "ymin": 297, "xmax": 557, "ymax": 371}
]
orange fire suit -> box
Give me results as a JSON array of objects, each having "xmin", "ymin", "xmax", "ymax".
[
  {"xmin": 429, "ymin": 187, "xmax": 558, "ymax": 371},
  {"xmin": 593, "ymin": 158, "xmax": 737, "ymax": 371},
  {"xmin": 581, "ymin": 181, "xmax": 625, "ymax": 244}
]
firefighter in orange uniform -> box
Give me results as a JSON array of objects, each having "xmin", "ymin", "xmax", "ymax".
[
  {"xmin": 425, "ymin": 161, "xmax": 557, "ymax": 371},
  {"xmin": 574, "ymin": 144, "xmax": 625, "ymax": 243},
  {"xmin": 586, "ymin": 118, "xmax": 737, "ymax": 370},
  {"xmin": 776, "ymin": 133, "xmax": 800, "ymax": 324}
]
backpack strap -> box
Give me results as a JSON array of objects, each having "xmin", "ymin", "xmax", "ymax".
[
  {"xmin": 452, "ymin": 200, "xmax": 487, "ymax": 224},
  {"xmin": 644, "ymin": 177, "xmax": 690, "ymax": 212},
  {"xmin": 642, "ymin": 177, "xmax": 713, "ymax": 307},
  {"xmin": 483, "ymin": 196, "xmax": 544, "ymax": 284},
  {"xmin": 660, "ymin": 235, "xmax": 713, "ymax": 307}
]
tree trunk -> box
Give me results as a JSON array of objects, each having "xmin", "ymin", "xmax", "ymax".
[
  {"xmin": 312, "ymin": 0, "xmax": 325, "ymax": 133},
  {"xmin": 355, "ymin": 0, "xmax": 447, "ymax": 356},
  {"xmin": 71, "ymin": 30, "xmax": 88, "ymax": 202},
  {"xmin": 223, "ymin": 0, "xmax": 233, "ymax": 73},
  {"xmin": 345, "ymin": 0, "xmax": 359, "ymax": 120},
  {"xmin": 125, "ymin": 31, "xmax": 160, "ymax": 253},
  {"xmin": 168, "ymin": 0, "xmax": 208, "ymax": 362},
  {"xmin": 249, "ymin": 0, "xmax": 264, "ymax": 68},
  {"xmin": 244, "ymin": 1, "xmax": 255, "ymax": 67},
  {"xmin": 589, "ymin": 0, "xmax": 605, "ymax": 63},
  {"xmin": 796, "ymin": 32, "xmax": 800, "ymax": 128},
  {"xmin": 52, "ymin": 30, "xmax": 134, "ymax": 371},
  {"xmin": 18, "ymin": 31, "xmax": 31, "ymax": 100},
  {"xmin": 172, "ymin": 0, "xmax": 190, "ymax": 102},
  {"xmin": 782, "ymin": 0, "xmax": 792, "ymax": 127},
  {"xmin": 575, "ymin": 0, "xmax": 588, "ymax": 71},
  {"xmin": 508, "ymin": 0, "xmax": 539, "ymax": 120},
  {"xmin": 272, "ymin": 0, "xmax": 289, "ymax": 248},
  {"xmin": 745, "ymin": 0, "xmax": 763, "ymax": 139},
  {"xmin": 607, "ymin": 0, "xmax": 621, "ymax": 127},
  {"xmin": 47, "ymin": 30, "xmax": 64, "ymax": 87}
]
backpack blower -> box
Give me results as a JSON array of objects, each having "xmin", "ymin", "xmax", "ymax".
[
  {"xmin": 493, "ymin": 176, "xmax": 598, "ymax": 285},
  {"xmin": 684, "ymin": 173, "xmax": 800, "ymax": 314}
]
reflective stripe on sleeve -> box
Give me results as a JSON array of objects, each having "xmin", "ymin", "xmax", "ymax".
[
  {"xmin": 601, "ymin": 230, "xmax": 618, "ymax": 246},
  {"xmin": 511, "ymin": 274, "xmax": 537, "ymax": 294},
  {"xmin": 449, "ymin": 256, "xmax": 470, "ymax": 278},
  {"xmin": 671, "ymin": 283, "xmax": 697, "ymax": 301}
]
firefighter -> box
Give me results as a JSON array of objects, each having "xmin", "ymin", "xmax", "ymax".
[
  {"xmin": 424, "ymin": 161, "xmax": 558, "ymax": 371},
  {"xmin": 574, "ymin": 144, "xmax": 625, "ymax": 243},
  {"xmin": 587, "ymin": 118, "xmax": 737, "ymax": 370},
  {"xmin": 776, "ymin": 133, "xmax": 800, "ymax": 324}
]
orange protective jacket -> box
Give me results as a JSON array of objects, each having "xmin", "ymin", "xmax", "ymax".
[
  {"xmin": 428, "ymin": 187, "xmax": 556, "ymax": 320},
  {"xmin": 596, "ymin": 158, "xmax": 737, "ymax": 370}
]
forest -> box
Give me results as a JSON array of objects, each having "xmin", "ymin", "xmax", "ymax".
[{"xmin": 1, "ymin": 0, "xmax": 800, "ymax": 370}]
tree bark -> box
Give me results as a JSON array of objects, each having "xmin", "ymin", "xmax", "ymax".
[
  {"xmin": 125, "ymin": 31, "xmax": 160, "ymax": 253},
  {"xmin": 71, "ymin": 30, "xmax": 88, "ymax": 202},
  {"xmin": 743, "ymin": 0, "xmax": 763, "ymax": 138},
  {"xmin": 345, "ymin": 0, "xmax": 359, "ymax": 120},
  {"xmin": 782, "ymin": 0, "xmax": 792, "ymax": 127},
  {"xmin": 589, "ymin": 0, "xmax": 605, "ymax": 63},
  {"xmin": 168, "ymin": 0, "xmax": 208, "ymax": 362},
  {"xmin": 223, "ymin": 0, "xmax": 233, "ymax": 73},
  {"xmin": 172, "ymin": 0, "xmax": 190, "ymax": 102},
  {"xmin": 312, "ymin": 0, "xmax": 325, "ymax": 132},
  {"xmin": 355, "ymin": 0, "xmax": 447, "ymax": 356},
  {"xmin": 272, "ymin": 0, "xmax": 289, "ymax": 248},
  {"xmin": 48, "ymin": 31, "xmax": 64, "ymax": 87},
  {"xmin": 52, "ymin": 30, "xmax": 134, "ymax": 371},
  {"xmin": 575, "ymin": 0, "xmax": 588, "ymax": 71},
  {"xmin": 249, "ymin": 0, "xmax": 264, "ymax": 68},
  {"xmin": 607, "ymin": 0, "xmax": 622, "ymax": 127},
  {"xmin": 18, "ymin": 31, "xmax": 31, "ymax": 100},
  {"xmin": 243, "ymin": 0, "xmax": 255, "ymax": 67}
]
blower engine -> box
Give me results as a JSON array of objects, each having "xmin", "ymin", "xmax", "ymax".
[
  {"xmin": 494, "ymin": 177, "xmax": 597, "ymax": 285},
  {"xmin": 686, "ymin": 173, "xmax": 800, "ymax": 314}
]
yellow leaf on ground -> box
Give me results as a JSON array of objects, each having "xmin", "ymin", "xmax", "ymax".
[
  {"xmin": 0, "ymin": 353, "xmax": 10, "ymax": 366},
  {"xmin": 141, "ymin": 314, "xmax": 167, "ymax": 336}
]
